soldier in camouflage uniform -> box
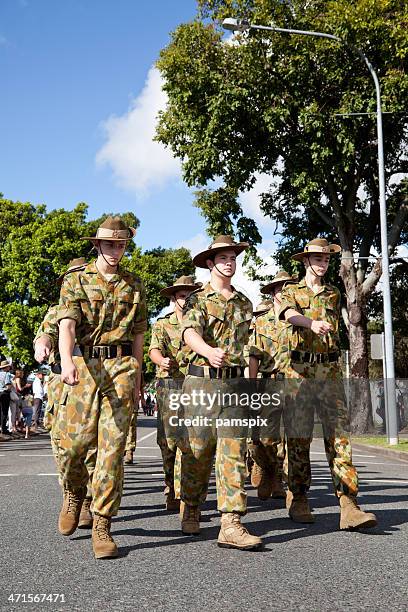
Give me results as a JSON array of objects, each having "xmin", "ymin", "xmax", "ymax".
[
  {"xmin": 279, "ymin": 238, "xmax": 377, "ymax": 529},
  {"xmin": 56, "ymin": 217, "xmax": 147, "ymax": 559},
  {"xmin": 34, "ymin": 259, "xmax": 95, "ymax": 529},
  {"xmin": 180, "ymin": 235, "xmax": 263, "ymax": 550},
  {"xmin": 149, "ymin": 275, "xmax": 202, "ymax": 511},
  {"xmin": 248, "ymin": 271, "xmax": 297, "ymax": 501}
]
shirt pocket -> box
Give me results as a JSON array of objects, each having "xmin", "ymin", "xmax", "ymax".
[
  {"xmin": 117, "ymin": 291, "xmax": 140, "ymax": 327},
  {"xmin": 296, "ymin": 293, "xmax": 310, "ymax": 312},
  {"xmin": 80, "ymin": 290, "xmax": 104, "ymax": 325},
  {"xmin": 206, "ymin": 301, "xmax": 225, "ymax": 326}
]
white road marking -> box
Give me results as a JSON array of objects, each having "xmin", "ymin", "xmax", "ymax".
[
  {"xmin": 19, "ymin": 454, "xmax": 53, "ymax": 457},
  {"xmin": 311, "ymin": 451, "xmax": 376, "ymax": 458},
  {"xmin": 152, "ymin": 473, "xmax": 165, "ymax": 476},
  {"xmin": 135, "ymin": 446, "xmax": 159, "ymax": 450},
  {"xmin": 37, "ymin": 473, "xmax": 58, "ymax": 476},
  {"xmin": 136, "ymin": 431, "xmax": 156, "ymax": 444},
  {"xmin": 0, "ymin": 473, "xmax": 18, "ymax": 476},
  {"xmin": 129, "ymin": 455, "xmax": 157, "ymax": 458},
  {"xmin": 360, "ymin": 478, "xmax": 408, "ymax": 484}
]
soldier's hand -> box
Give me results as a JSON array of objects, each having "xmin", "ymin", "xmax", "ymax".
[
  {"xmin": 34, "ymin": 340, "xmax": 51, "ymax": 363},
  {"xmin": 160, "ymin": 357, "xmax": 174, "ymax": 371},
  {"xmin": 311, "ymin": 320, "xmax": 333, "ymax": 336},
  {"xmin": 207, "ymin": 347, "xmax": 226, "ymax": 368},
  {"xmin": 61, "ymin": 361, "xmax": 79, "ymax": 386}
]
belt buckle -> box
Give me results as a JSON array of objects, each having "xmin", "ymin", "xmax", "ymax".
[{"xmin": 308, "ymin": 352, "xmax": 315, "ymax": 364}]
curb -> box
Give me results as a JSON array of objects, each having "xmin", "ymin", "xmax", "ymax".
[{"xmin": 352, "ymin": 442, "xmax": 408, "ymax": 463}]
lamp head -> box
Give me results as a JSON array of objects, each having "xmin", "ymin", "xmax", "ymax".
[{"xmin": 222, "ymin": 18, "xmax": 250, "ymax": 32}]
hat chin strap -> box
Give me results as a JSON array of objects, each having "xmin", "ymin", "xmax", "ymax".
[
  {"xmin": 175, "ymin": 298, "xmax": 185, "ymax": 311},
  {"xmin": 306, "ymin": 255, "xmax": 325, "ymax": 278},
  {"xmin": 213, "ymin": 263, "xmax": 233, "ymax": 278},
  {"xmin": 99, "ymin": 242, "xmax": 123, "ymax": 270}
]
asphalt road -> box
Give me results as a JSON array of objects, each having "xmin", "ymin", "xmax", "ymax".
[{"xmin": 1, "ymin": 416, "xmax": 407, "ymax": 612}]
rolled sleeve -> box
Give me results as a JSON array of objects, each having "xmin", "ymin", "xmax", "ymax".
[
  {"xmin": 181, "ymin": 296, "xmax": 205, "ymax": 341},
  {"xmin": 149, "ymin": 321, "xmax": 165, "ymax": 353},
  {"xmin": 57, "ymin": 276, "xmax": 82, "ymax": 324},
  {"xmin": 133, "ymin": 283, "xmax": 148, "ymax": 335},
  {"xmin": 278, "ymin": 286, "xmax": 297, "ymax": 321}
]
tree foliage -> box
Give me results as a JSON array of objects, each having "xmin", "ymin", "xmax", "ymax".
[{"xmin": 0, "ymin": 197, "xmax": 194, "ymax": 370}]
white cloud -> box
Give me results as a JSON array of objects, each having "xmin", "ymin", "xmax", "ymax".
[
  {"xmin": 239, "ymin": 172, "xmax": 276, "ymax": 228},
  {"xmin": 96, "ymin": 66, "xmax": 181, "ymax": 196}
]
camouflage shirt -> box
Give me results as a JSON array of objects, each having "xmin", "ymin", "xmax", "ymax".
[
  {"xmin": 34, "ymin": 305, "xmax": 59, "ymax": 364},
  {"xmin": 182, "ymin": 282, "xmax": 253, "ymax": 368},
  {"xmin": 248, "ymin": 309, "xmax": 292, "ymax": 374},
  {"xmin": 149, "ymin": 311, "xmax": 186, "ymax": 379},
  {"xmin": 279, "ymin": 278, "xmax": 341, "ymax": 353},
  {"xmin": 57, "ymin": 261, "xmax": 148, "ymax": 345}
]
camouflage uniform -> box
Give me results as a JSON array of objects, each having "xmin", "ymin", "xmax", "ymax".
[
  {"xmin": 34, "ymin": 306, "xmax": 97, "ymax": 498},
  {"xmin": 247, "ymin": 308, "xmax": 286, "ymax": 481},
  {"xmin": 180, "ymin": 282, "xmax": 252, "ymax": 513},
  {"xmin": 149, "ymin": 312, "xmax": 185, "ymax": 498},
  {"xmin": 279, "ymin": 278, "xmax": 358, "ymax": 497},
  {"xmin": 56, "ymin": 261, "xmax": 147, "ymax": 516}
]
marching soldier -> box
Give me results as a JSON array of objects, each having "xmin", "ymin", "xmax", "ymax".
[
  {"xmin": 56, "ymin": 216, "xmax": 147, "ymax": 558},
  {"xmin": 149, "ymin": 275, "xmax": 202, "ymax": 510},
  {"xmin": 248, "ymin": 271, "xmax": 297, "ymax": 501},
  {"xmin": 33, "ymin": 258, "xmax": 95, "ymax": 529},
  {"xmin": 180, "ymin": 235, "xmax": 263, "ymax": 550},
  {"xmin": 279, "ymin": 238, "xmax": 377, "ymax": 529}
]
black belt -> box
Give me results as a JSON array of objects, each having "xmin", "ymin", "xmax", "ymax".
[
  {"xmin": 261, "ymin": 372, "xmax": 285, "ymax": 380},
  {"xmin": 290, "ymin": 350, "xmax": 340, "ymax": 364},
  {"xmin": 80, "ymin": 344, "xmax": 133, "ymax": 359},
  {"xmin": 188, "ymin": 364, "xmax": 243, "ymax": 379}
]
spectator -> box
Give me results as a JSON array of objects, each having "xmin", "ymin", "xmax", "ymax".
[
  {"xmin": 21, "ymin": 394, "xmax": 34, "ymax": 439},
  {"xmin": 0, "ymin": 360, "xmax": 13, "ymax": 439},
  {"xmin": 9, "ymin": 369, "xmax": 24, "ymax": 436},
  {"xmin": 31, "ymin": 371, "xmax": 45, "ymax": 432}
]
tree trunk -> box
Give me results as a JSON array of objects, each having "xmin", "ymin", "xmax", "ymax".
[{"xmin": 340, "ymin": 258, "xmax": 375, "ymax": 434}]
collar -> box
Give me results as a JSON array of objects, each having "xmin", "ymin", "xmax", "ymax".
[
  {"xmin": 298, "ymin": 277, "xmax": 328, "ymax": 295},
  {"xmin": 204, "ymin": 281, "xmax": 245, "ymax": 301},
  {"xmin": 169, "ymin": 311, "xmax": 180, "ymax": 326}
]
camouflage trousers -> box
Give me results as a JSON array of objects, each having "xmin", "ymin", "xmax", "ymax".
[
  {"xmin": 125, "ymin": 410, "xmax": 137, "ymax": 452},
  {"xmin": 156, "ymin": 379, "xmax": 183, "ymax": 495},
  {"xmin": 54, "ymin": 355, "xmax": 137, "ymax": 516},
  {"xmin": 177, "ymin": 376, "xmax": 247, "ymax": 514},
  {"xmin": 248, "ymin": 437, "xmax": 286, "ymax": 479},
  {"xmin": 284, "ymin": 362, "xmax": 358, "ymax": 497},
  {"xmin": 47, "ymin": 371, "xmax": 96, "ymax": 497}
]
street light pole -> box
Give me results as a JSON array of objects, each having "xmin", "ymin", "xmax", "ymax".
[{"xmin": 223, "ymin": 18, "xmax": 399, "ymax": 443}]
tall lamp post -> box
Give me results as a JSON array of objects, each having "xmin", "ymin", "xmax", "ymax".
[{"xmin": 223, "ymin": 18, "xmax": 399, "ymax": 444}]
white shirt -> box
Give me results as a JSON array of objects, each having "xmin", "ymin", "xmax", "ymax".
[{"xmin": 32, "ymin": 377, "xmax": 44, "ymax": 400}]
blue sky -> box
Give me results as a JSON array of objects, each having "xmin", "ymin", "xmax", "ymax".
[{"xmin": 0, "ymin": 0, "xmax": 277, "ymax": 301}]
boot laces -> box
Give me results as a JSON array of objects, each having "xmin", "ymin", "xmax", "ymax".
[
  {"xmin": 95, "ymin": 517, "xmax": 113, "ymax": 542},
  {"xmin": 228, "ymin": 513, "xmax": 248, "ymax": 536},
  {"xmin": 66, "ymin": 491, "xmax": 82, "ymax": 515},
  {"xmin": 253, "ymin": 463, "xmax": 263, "ymax": 476}
]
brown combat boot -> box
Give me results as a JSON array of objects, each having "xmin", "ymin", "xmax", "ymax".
[
  {"xmin": 271, "ymin": 473, "xmax": 286, "ymax": 499},
  {"xmin": 339, "ymin": 495, "xmax": 377, "ymax": 530},
  {"xmin": 78, "ymin": 497, "xmax": 93, "ymax": 529},
  {"xmin": 180, "ymin": 502, "xmax": 200, "ymax": 535},
  {"xmin": 257, "ymin": 470, "xmax": 274, "ymax": 501},
  {"xmin": 287, "ymin": 491, "xmax": 315, "ymax": 523},
  {"xmin": 92, "ymin": 515, "xmax": 118, "ymax": 559},
  {"xmin": 251, "ymin": 462, "xmax": 264, "ymax": 488},
  {"xmin": 124, "ymin": 450, "xmax": 133, "ymax": 465},
  {"xmin": 58, "ymin": 488, "xmax": 85, "ymax": 536},
  {"xmin": 218, "ymin": 512, "xmax": 263, "ymax": 551},
  {"xmin": 165, "ymin": 487, "xmax": 180, "ymax": 512}
]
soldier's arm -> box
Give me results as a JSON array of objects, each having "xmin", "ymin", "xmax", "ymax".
[
  {"xmin": 33, "ymin": 307, "xmax": 59, "ymax": 363},
  {"xmin": 148, "ymin": 321, "xmax": 174, "ymax": 371},
  {"xmin": 182, "ymin": 296, "xmax": 226, "ymax": 368},
  {"xmin": 132, "ymin": 281, "xmax": 148, "ymax": 394},
  {"xmin": 280, "ymin": 287, "xmax": 332, "ymax": 336},
  {"xmin": 57, "ymin": 275, "xmax": 81, "ymax": 385}
]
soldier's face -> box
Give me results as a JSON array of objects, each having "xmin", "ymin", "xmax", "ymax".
[
  {"xmin": 172, "ymin": 289, "xmax": 190, "ymax": 310},
  {"xmin": 273, "ymin": 283, "xmax": 284, "ymax": 301},
  {"xmin": 96, "ymin": 240, "xmax": 127, "ymax": 266},
  {"xmin": 306, "ymin": 253, "xmax": 330, "ymax": 275},
  {"xmin": 209, "ymin": 250, "xmax": 237, "ymax": 277}
]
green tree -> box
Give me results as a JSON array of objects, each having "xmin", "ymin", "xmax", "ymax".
[
  {"xmin": 156, "ymin": 0, "xmax": 408, "ymax": 431},
  {"xmin": 0, "ymin": 197, "xmax": 194, "ymax": 373}
]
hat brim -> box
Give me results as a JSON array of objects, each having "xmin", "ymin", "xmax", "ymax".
[
  {"xmin": 291, "ymin": 244, "xmax": 341, "ymax": 262},
  {"xmin": 260, "ymin": 278, "xmax": 298, "ymax": 295},
  {"xmin": 193, "ymin": 243, "xmax": 249, "ymax": 269},
  {"xmin": 160, "ymin": 283, "xmax": 202, "ymax": 298},
  {"xmin": 0, "ymin": 362, "xmax": 10, "ymax": 369},
  {"xmin": 254, "ymin": 307, "xmax": 271, "ymax": 316}
]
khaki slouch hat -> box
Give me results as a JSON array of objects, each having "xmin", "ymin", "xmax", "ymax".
[
  {"xmin": 260, "ymin": 270, "xmax": 298, "ymax": 295},
  {"xmin": 81, "ymin": 216, "xmax": 136, "ymax": 242},
  {"xmin": 192, "ymin": 235, "xmax": 249, "ymax": 269},
  {"xmin": 291, "ymin": 238, "xmax": 341, "ymax": 262},
  {"xmin": 160, "ymin": 275, "xmax": 202, "ymax": 298}
]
